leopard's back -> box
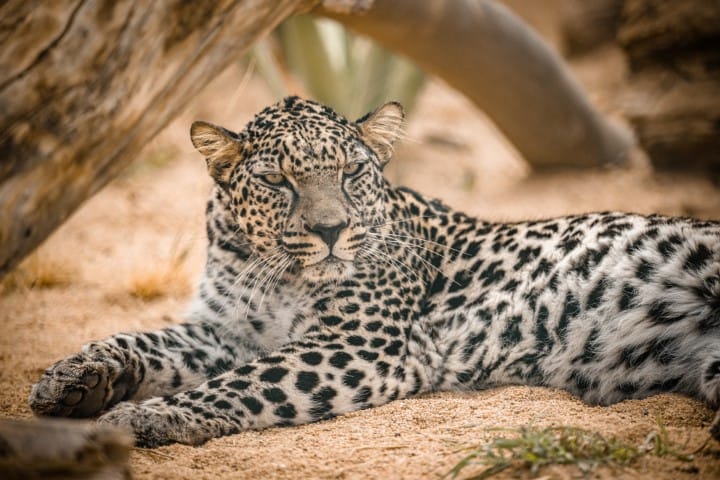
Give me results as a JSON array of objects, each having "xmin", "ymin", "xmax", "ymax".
[{"xmin": 409, "ymin": 210, "xmax": 720, "ymax": 406}]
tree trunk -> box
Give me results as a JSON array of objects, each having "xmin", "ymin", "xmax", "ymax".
[
  {"xmin": 0, "ymin": 0, "xmax": 315, "ymax": 278},
  {"xmin": 618, "ymin": 0, "xmax": 720, "ymax": 169},
  {"xmin": 316, "ymin": 0, "xmax": 634, "ymax": 170},
  {"xmin": 560, "ymin": 0, "xmax": 623, "ymax": 56}
]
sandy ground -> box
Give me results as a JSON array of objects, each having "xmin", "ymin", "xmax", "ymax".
[{"xmin": 3, "ymin": 41, "xmax": 720, "ymax": 480}]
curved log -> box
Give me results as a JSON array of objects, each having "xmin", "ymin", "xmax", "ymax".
[{"xmin": 316, "ymin": 0, "xmax": 634, "ymax": 170}]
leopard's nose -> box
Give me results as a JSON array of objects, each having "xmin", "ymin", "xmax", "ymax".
[{"xmin": 309, "ymin": 221, "xmax": 347, "ymax": 249}]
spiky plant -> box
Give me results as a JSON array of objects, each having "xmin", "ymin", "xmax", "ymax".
[{"xmin": 252, "ymin": 15, "xmax": 425, "ymax": 119}]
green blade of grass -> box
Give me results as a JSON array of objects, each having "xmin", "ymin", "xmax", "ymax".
[
  {"xmin": 260, "ymin": 15, "xmax": 425, "ymax": 120},
  {"xmin": 445, "ymin": 422, "xmax": 694, "ymax": 480}
]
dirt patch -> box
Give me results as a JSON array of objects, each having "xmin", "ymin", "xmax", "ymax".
[{"xmin": 2, "ymin": 53, "xmax": 720, "ymax": 479}]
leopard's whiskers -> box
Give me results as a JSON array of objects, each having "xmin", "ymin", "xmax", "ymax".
[
  {"xmin": 256, "ymin": 253, "xmax": 294, "ymax": 316},
  {"xmin": 219, "ymin": 252, "xmax": 268, "ymax": 313},
  {"xmin": 239, "ymin": 249, "xmax": 288, "ymax": 322},
  {"xmin": 368, "ymin": 231, "xmax": 447, "ymax": 281},
  {"xmin": 371, "ymin": 214, "xmax": 439, "ymax": 228},
  {"xmin": 374, "ymin": 228, "xmax": 463, "ymax": 255},
  {"xmin": 226, "ymin": 247, "xmax": 283, "ymax": 322},
  {"xmin": 358, "ymin": 245, "xmax": 417, "ymax": 284},
  {"xmin": 377, "ymin": 231, "xmax": 459, "ymax": 256},
  {"xmin": 213, "ymin": 248, "xmax": 279, "ymax": 335}
]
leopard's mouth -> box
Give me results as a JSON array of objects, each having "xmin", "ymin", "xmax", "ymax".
[
  {"xmin": 298, "ymin": 243, "xmax": 357, "ymax": 266},
  {"xmin": 304, "ymin": 254, "xmax": 353, "ymax": 269},
  {"xmin": 301, "ymin": 256, "xmax": 355, "ymax": 282}
]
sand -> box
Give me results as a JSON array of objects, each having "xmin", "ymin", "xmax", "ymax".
[{"xmin": 2, "ymin": 47, "xmax": 720, "ymax": 479}]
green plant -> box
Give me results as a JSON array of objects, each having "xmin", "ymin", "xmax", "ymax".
[
  {"xmin": 446, "ymin": 421, "xmax": 695, "ymax": 480},
  {"xmin": 638, "ymin": 419, "xmax": 694, "ymax": 462},
  {"xmin": 252, "ymin": 15, "xmax": 425, "ymax": 120}
]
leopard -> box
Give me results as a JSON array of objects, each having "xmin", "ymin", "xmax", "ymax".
[{"xmin": 29, "ymin": 96, "xmax": 720, "ymax": 448}]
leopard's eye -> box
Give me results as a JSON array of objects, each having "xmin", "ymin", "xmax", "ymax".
[
  {"xmin": 343, "ymin": 162, "xmax": 363, "ymax": 176},
  {"xmin": 262, "ymin": 173, "xmax": 285, "ymax": 186}
]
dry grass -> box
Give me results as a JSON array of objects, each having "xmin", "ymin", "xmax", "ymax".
[
  {"xmin": 446, "ymin": 420, "xmax": 696, "ymax": 479},
  {"xmin": 0, "ymin": 251, "xmax": 76, "ymax": 294},
  {"xmin": 126, "ymin": 236, "xmax": 192, "ymax": 301}
]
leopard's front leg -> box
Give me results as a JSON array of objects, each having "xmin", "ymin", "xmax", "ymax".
[
  {"xmin": 29, "ymin": 321, "xmax": 243, "ymax": 418},
  {"xmin": 98, "ymin": 332, "xmax": 425, "ymax": 447}
]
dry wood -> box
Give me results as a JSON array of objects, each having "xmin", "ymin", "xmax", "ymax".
[
  {"xmin": 621, "ymin": 72, "xmax": 720, "ymax": 170},
  {"xmin": 618, "ymin": 0, "xmax": 720, "ymax": 169},
  {"xmin": 0, "ymin": 0, "xmax": 316, "ymax": 278},
  {"xmin": 619, "ymin": 0, "xmax": 720, "ymax": 66},
  {"xmin": 560, "ymin": 0, "xmax": 623, "ymax": 56},
  {"xmin": 0, "ymin": 417, "xmax": 133, "ymax": 479}
]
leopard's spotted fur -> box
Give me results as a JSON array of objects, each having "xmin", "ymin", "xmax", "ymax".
[{"xmin": 29, "ymin": 97, "xmax": 720, "ymax": 447}]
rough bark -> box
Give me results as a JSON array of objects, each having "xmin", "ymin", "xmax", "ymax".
[
  {"xmin": 618, "ymin": 0, "xmax": 720, "ymax": 169},
  {"xmin": 560, "ymin": 0, "xmax": 623, "ymax": 56},
  {"xmin": 619, "ymin": 0, "xmax": 720, "ymax": 65},
  {"xmin": 316, "ymin": 0, "xmax": 634, "ymax": 170},
  {"xmin": 0, "ymin": 0, "xmax": 314, "ymax": 278},
  {"xmin": 0, "ymin": 418, "xmax": 132, "ymax": 479}
]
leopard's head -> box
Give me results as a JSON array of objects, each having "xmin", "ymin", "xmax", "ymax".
[{"xmin": 191, "ymin": 96, "xmax": 404, "ymax": 281}]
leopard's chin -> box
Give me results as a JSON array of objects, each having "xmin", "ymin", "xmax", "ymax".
[{"xmin": 301, "ymin": 257, "xmax": 355, "ymax": 282}]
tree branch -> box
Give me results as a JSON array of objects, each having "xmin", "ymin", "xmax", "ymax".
[{"xmin": 317, "ymin": 0, "xmax": 634, "ymax": 169}]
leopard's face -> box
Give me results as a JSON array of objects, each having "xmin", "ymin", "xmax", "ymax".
[
  {"xmin": 191, "ymin": 97, "xmax": 404, "ymax": 281},
  {"xmin": 225, "ymin": 113, "xmax": 386, "ymax": 282}
]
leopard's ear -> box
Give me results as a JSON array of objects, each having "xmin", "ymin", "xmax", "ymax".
[
  {"xmin": 357, "ymin": 102, "xmax": 405, "ymax": 166},
  {"xmin": 190, "ymin": 121, "xmax": 245, "ymax": 187}
]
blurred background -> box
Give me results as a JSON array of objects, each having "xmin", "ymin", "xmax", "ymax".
[{"xmin": 2, "ymin": 1, "xmax": 720, "ymax": 479}]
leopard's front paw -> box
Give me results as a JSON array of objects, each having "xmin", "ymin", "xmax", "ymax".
[
  {"xmin": 98, "ymin": 402, "xmax": 175, "ymax": 448},
  {"xmin": 99, "ymin": 401, "xmax": 202, "ymax": 448},
  {"xmin": 99, "ymin": 399, "xmax": 240, "ymax": 447},
  {"xmin": 29, "ymin": 342, "xmax": 137, "ymax": 418},
  {"xmin": 29, "ymin": 353, "xmax": 113, "ymax": 418}
]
